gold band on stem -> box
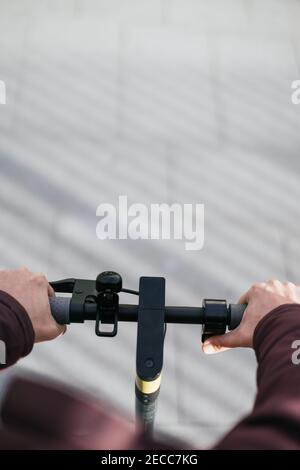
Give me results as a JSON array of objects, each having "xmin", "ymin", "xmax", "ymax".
[{"xmin": 136, "ymin": 375, "xmax": 161, "ymax": 394}]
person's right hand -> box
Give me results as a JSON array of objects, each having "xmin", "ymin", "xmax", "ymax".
[
  {"xmin": 203, "ymin": 279, "xmax": 300, "ymax": 354},
  {"xmin": 0, "ymin": 267, "xmax": 66, "ymax": 342}
]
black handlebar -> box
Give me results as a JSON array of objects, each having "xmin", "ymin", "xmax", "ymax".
[
  {"xmin": 50, "ymin": 271, "xmax": 246, "ymax": 340},
  {"xmin": 49, "ymin": 296, "xmax": 246, "ymax": 329}
]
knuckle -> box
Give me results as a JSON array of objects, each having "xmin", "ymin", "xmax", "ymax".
[
  {"xmin": 251, "ymin": 284, "xmax": 261, "ymax": 293},
  {"xmin": 285, "ymin": 281, "xmax": 295, "ymax": 288},
  {"xmin": 31, "ymin": 272, "xmax": 47, "ymax": 286},
  {"xmin": 17, "ymin": 266, "xmax": 29, "ymax": 273},
  {"xmin": 38, "ymin": 276, "xmax": 47, "ymax": 286}
]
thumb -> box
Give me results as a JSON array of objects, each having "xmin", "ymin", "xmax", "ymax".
[{"xmin": 202, "ymin": 330, "xmax": 240, "ymax": 354}]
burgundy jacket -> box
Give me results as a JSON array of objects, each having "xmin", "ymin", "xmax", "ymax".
[{"xmin": 0, "ymin": 290, "xmax": 299, "ymax": 450}]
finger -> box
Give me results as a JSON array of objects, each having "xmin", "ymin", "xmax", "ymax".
[
  {"xmin": 238, "ymin": 282, "xmax": 267, "ymax": 304},
  {"xmin": 53, "ymin": 323, "xmax": 67, "ymax": 338},
  {"xmin": 32, "ymin": 271, "xmax": 45, "ymax": 277},
  {"xmin": 31, "ymin": 272, "xmax": 48, "ymax": 287},
  {"xmin": 17, "ymin": 266, "xmax": 29, "ymax": 271},
  {"xmin": 284, "ymin": 281, "xmax": 295, "ymax": 288},
  {"xmin": 59, "ymin": 324, "xmax": 67, "ymax": 336},
  {"xmin": 202, "ymin": 330, "xmax": 241, "ymax": 355},
  {"xmin": 267, "ymin": 279, "xmax": 281, "ymax": 285},
  {"xmin": 48, "ymin": 283, "xmax": 55, "ymax": 297},
  {"xmin": 31, "ymin": 272, "xmax": 53, "ymax": 297},
  {"xmin": 237, "ymin": 289, "xmax": 251, "ymax": 305}
]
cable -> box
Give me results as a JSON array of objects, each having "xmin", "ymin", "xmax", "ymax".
[{"xmin": 121, "ymin": 288, "xmax": 139, "ymax": 296}]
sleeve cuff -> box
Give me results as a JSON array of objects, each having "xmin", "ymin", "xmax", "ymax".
[
  {"xmin": 253, "ymin": 303, "xmax": 300, "ymax": 361},
  {"xmin": 0, "ymin": 290, "xmax": 35, "ymax": 359}
]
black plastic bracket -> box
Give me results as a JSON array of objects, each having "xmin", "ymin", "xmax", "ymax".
[
  {"xmin": 202, "ymin": 299, "xmax": 228, "ymax": 343},
  {"xmin": 136, "ymin": 277, "xmax": 165, "ymax": 382},
  {"xmin": 94, "ymin": 272, "xmax": 122, "ymax": 337},
  {"xmin": 95, "ymin": 291, "xmax": 118, "ymax": 337}
]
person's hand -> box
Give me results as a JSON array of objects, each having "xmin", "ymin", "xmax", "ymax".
[
  {"xmin": 202, "ymin": 280, "xmax": 300, "ymax": 354},
  {"xmin": 0, "ymin": 267, "xmax": 66, "ymax": 342}
]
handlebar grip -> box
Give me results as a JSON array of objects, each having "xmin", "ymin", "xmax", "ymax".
[
  {"xmin": 49, "ymin": 297, "xmax": 71, "ymax": 325},
  {"xmin": 228, "ymin": 303, "xmax": 247, "ymax": 330}
]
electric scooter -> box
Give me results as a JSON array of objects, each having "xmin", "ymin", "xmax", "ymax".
[{"xmin": 49, "ymin": 272, "xmax": 246, "ymax": 436}]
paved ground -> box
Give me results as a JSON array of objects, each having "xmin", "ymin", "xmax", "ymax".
[{"xmin": 1, "ymin": 0, "xmax": 300, "ymax": 447}]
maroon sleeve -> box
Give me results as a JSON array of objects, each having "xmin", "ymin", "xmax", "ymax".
[
  {"xmin": 215, "ymin": 304, "xmax": 300, "ymax": 450},
  {"xmin": 0, "ymin": 291, "xmax": 35, "ymax": 369},
  {"xmin": 0, "ymin": 378, "xmax": 182, "ymax": 450}
]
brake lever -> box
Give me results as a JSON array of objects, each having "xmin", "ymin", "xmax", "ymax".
[{"xmin": 50, "ymin": 278, "xmax": 76, "ymax": 293}]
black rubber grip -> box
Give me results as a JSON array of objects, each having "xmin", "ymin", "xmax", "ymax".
[
  {"xmin": 228, "ymin": 303, "xmax": 247, "ymax": 330},
  {"xmin": 49, "ymin": 297, "xmax": 71, "ymax": 324}
]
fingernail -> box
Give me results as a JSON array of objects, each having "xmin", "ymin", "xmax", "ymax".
[{"xmin": 203, "ymin": 341, "xmax": 216, "ymax": 354}]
